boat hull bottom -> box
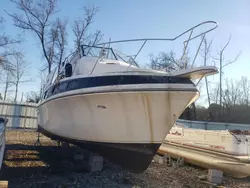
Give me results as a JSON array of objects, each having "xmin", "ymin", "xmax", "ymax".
[{"xmin": 38, "ymin": 125, "xmax": 160, "ymax": 173}]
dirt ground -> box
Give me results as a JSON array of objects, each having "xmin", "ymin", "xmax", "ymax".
[{"xmin": 1, "ymin": 130, "xmax": 250, "ymax": 188}]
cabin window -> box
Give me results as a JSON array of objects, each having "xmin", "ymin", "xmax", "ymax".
[
  {"xmin": 58, "ymin": 82, "xmax": 68, "ymax": 93},
  {"xmin": 65, "ymin": 63, "xmax": 73, "ymax": 77},
  {"xmin": 51, "ymin": 81, "xmax": 68, "ymax": 95},
  {"xmin": 67, "ymin": 80, "xmax": 79, "ymax": 91}
]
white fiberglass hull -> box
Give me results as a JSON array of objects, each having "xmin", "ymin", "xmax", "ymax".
[
  {"xmin": 38, "ymin": 84, "xmax": 198, "ymax": 144},
  {"xmin": 38, "ymin": 80, "xmax": 199, "ymax": 172}
]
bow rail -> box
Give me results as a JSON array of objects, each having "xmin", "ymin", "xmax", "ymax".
[
  {"xmin": 98, "ymin": 21, "xmax": 218, "ymax": 45},
  {"xmin": 93, "ymin": 21, "xmax": 218, "ymax": 72}
]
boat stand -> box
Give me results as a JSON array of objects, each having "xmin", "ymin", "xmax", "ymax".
[
  {"xmin": 72, "ymin": 148, "xmax": 104, "ymax": 172},
  {"xmin": 199, "ymin": 169, "xmax": 224, "ymax": 188},
  {"xmin": 154, "ymin": 154, "xmax": 185, "ymax": 168},
  {"xmin": 34, "ymin": 132, "xmax": 41, "ymax": 146},
  {"xmin": 55, "ymin": 141, "xmax": 104, "ymax": 172},
  {"xmin": 0, "ymin": 181, "xmax": 8, "ymax": 188}
]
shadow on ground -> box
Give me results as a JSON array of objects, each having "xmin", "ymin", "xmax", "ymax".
[
  {"xmin": 1, "ymin": 143, "xmax": 88, "ymax": 180},
  {"xmin": 0, "ymin": 142, "xmax": 136, "ymax": 188}
]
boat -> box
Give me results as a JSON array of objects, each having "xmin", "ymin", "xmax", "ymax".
[
  {"xmin": 158, "ymin": 122, "xmax": 250, "ymax": 178},
  {"xmin": 37, "ymin": 21, "xmax": 218, "ymax": 173},
  {"xmin": 165, "ymin": 123, "xmax": 250, "ymax": 161}
]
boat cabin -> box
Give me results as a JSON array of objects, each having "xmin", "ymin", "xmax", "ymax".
[{"xmin": 62, "ymin": 45, "xmax": 140, "ymax": 78}]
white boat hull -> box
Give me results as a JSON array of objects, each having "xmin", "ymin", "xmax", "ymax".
[
  {"xmin": 38, "ymin": 85, "xmax": 198, "ymax": 144},
  {"xmin": 38, "ymin": 83, "xmax": 198, "ymax": 172}
]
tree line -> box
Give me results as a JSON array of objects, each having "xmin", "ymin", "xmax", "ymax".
[
  {"xmin": 148, "ymin": 34, "xmax": 245, "ymax": 123},
  {"xmin": 181, "ymin": 77, "xmax": 250, "ymax": 124},
  {"xmin": 0, "ymin": 0, "xmax": 101, "ymax": 101}
]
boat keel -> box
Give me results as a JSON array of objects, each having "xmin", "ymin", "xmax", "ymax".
[{"xmin": 38, "ymin": 125, "xmax": 160, "ymax": 173}]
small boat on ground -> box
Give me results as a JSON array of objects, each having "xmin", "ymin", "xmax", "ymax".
[
  {"xmin": 37, "ymin": 21, "xmax": 218, "ymax": 173},
  {"xmin": 159, "ymin": 123, "xmax": 250, "ymax": 178},
  {"xmin": 165, "ymin": 123, "xmax": 250, "ymax": 161}
]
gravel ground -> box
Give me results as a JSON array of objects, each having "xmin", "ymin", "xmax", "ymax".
[{"xmin": 1, "ymin": 130, "xmax": 250, "ymax": 188}]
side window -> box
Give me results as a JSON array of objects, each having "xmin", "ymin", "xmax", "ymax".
[
  {"xmin": 58, "ymin": 82, "xmax": 68, "ymax": 92},
  {"xmin": 51, "ymin": 81, "xmax": 68, "ymax": 95},
  {"xmin": 67, "ymin": 80, "xmax": 79, "ymax": 91},
  {"xmin": 52, "ymin": 84, "xmax": 60, "ymax": 95},
  {"xmin": 46, "ymin": 87, "xmax": 53, "ymax": 99}
]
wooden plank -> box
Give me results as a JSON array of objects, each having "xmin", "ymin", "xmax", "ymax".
[{"xmin": 0, "ymin": 181, "xmax": 8, "ymax": 188}]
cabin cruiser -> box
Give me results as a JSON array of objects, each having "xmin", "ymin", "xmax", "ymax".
[{"xmin": 37, "ymin": 21, "xmax": 218, "ymax": 173}]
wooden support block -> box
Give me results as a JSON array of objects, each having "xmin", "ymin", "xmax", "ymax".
[
  {"xmin": 163, "ymin": 155, "xmax": 172, "ymax": 166},
  {"xmin": 177, "ymin": 157, "xmax": 185, "ymax": 166},
  {"xmin": 208, "ymin": 169, "xmax": 223, "ymax": 184},
  {"xmin": 0, "ymin": 181, "xmax": 8, "ymax": 188}
]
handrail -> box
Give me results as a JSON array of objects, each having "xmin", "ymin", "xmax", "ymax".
[
  {"xmin": 95, "ymin": 21, "xmax": 218, "ymax": 73},
  {"xmin": 96, "ymin": 21, "xmax": 218, "ymax": 46}
]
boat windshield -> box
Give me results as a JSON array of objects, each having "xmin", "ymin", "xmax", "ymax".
[
  {"xmin": 81, "ymin": 45, "xmax": 118, "ymax": 60},
  {"xmin": 81, "ymin": 45, "xmax": 139, "ymax": 67}
]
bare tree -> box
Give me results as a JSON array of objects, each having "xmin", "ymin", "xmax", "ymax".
[
  {"xmin": 212, "ymin": 35, "xmax": 241, "ymax": 120},
  {"xmin": 195, "ymin": 76, "xmax": 250, "ymax": 123},
  {"xmin": 200, "ymin": 37, "xmax": 213, "ymax": 106},
  {"xmin": 7, "ymin": 0, "xmax": 59, "ymax": 73},
  {"xmin": 37, "ymin": 70, "xmax": 47, "ymax": 99},
  {"xmin": 221, "ymin": 78, "xmax": 243, "ymax": 121},
  {"xmin": 73, "ymin": 6, "xmax": 102, "ymax": 52},
  {"xmin": 8, "ymin": 1, "xmax": 102, "ymax": 74},
  {"xmin": 46, "ymin": 18, "xmax": 68, "ymax": 73},
  {"xmin": 26, "ymin": 91, "xmax": 40, "ymax": 103},
  {"xmin": 0, "ymin": 56, "xmax": 15, "ymax": 101},
  {"xmin": 223, "ymin": 78, "xmax": 240, "ymax": 108},
  {"xmin": 149, "ymin": 51, "xmax": 190, "ymax": 72},
  {"xmin": 10, "ymin": 51, "xmax": 29, "ymax": 101},
  {"xmin": 0, "ymin": 16, "xmax": 21, "ymax": 74},
  {"xmin": 210, "ymin": 77, "xmax": 250, "ymax": 106},
  {"xmin": 210, "ymin": 84, "xmax": 220, "ymax": 104},
  {"xmin": 0, "ymin": 17, "xmax": 20, "ymax": 50},
  {"xmin": 208, "ymin": 77, "xmax": 250, "ymax": 122},
  {"xmin": 3, "ymin": 68, "xmax": 14, "ymax": 100},
  {"xmin": 240, "ymin": 76, "xmax": 250, "ymax": 106}
]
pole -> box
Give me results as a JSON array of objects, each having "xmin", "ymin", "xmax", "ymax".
[
  {"xmin": 204, "ymin": 39, "xmax": 211, "ymax": 106},
  {"xmin": 219, "ymin": 52, "xmax": 222, "ymax": 121},
  {"xmin": 21, "ymin": 92, "xmax": 23, "ymax": 102}
]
